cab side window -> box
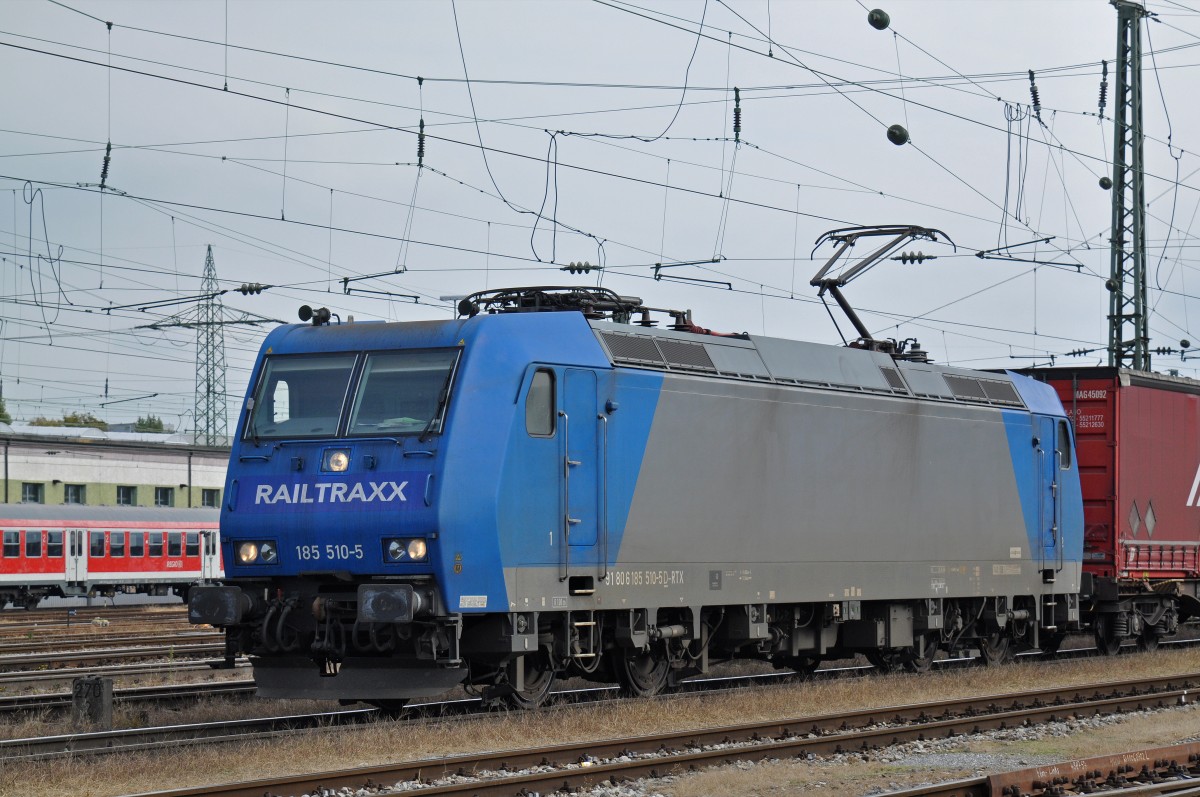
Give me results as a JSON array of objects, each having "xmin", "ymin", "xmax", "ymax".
[
  {"xmin": 1057, "ymin": 420, "xmax": 1072, "ymax": 470},
  {"xmin": 526, "ymin": 370, "xmax": 556, "ymax": 437}
]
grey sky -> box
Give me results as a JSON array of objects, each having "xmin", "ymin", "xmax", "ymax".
[{"xmin": 1, "ymin": 0, "xmax": 1196, "ymax": 433}]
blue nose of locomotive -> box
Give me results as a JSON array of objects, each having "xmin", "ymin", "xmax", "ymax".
[
  {"xmin": 220, "ymin": 437, "xmax": 442, "ymax": 577},
  {"xmin": 216, "ymin": 319, "xmax": 466, "ymax": 581}
]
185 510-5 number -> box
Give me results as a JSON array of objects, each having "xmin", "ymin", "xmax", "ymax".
[{"xmin": 295, "ymin": 544, "xmax": 364, "ymax": 561}]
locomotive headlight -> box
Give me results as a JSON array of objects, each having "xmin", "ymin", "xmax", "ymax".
[
  {"xmin": 259, "ymin": 541, "xmax": 278, "ymax": 564},
  {"xmin": 323, "ymin": 449, "xmax": 350, "ymax": 473},
  {"xmin": 237, "ymin": 542, "xmax": 259, "ymax": 564},
  {"xmin": 386, "ymin": 539, "xmax": 406, "ymax": 562},
  {"xmin": 384, "ymin": 537, "xmax": 429, "ymax": 562}
]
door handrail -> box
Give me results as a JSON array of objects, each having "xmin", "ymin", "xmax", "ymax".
[
  {"xmin": 599, "ymin": 413, "xmax": 609, "ymax": 582},
  {"xmin": 558, "ymin": 409, "xmax": 571, "ymax": 582}
]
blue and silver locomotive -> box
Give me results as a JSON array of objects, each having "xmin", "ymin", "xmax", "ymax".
[{"xmin": 190, "ymin": 283, "xmax": 1085, "ymax": 708}]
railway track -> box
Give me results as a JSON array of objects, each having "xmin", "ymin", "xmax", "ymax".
[
  {"xmin": 0, "ymin": 604, "xmax": 185, "ymax": 620},
  {"xmin": 0, "ymin": 636, "xmax": 1087, "ymax": 713},
  {"xmin": 0, "ymin": 607, "xmax": 189, "ymax": 635},
  {"xmin": 0, "ymin": 642, "xmax": 224, "ymax": 672},
  {"xmin": 0, "ymin": 657, "xmax": 248, "ymax": 689},
  {"xmin": 0, "ymin": 630, "xmax": 222, "ymax": 655},
  {"xmin": 0, "ymin": 679, "xmax": 256, "ymax": 712},
  {"xmin": 0, "ymin": 637, "xmax": 1188, "ymax": 712},
  {"xmin": 881, "ymin": 742, "xmax": 1200, "ymax": 797},
  {"xmin": 43, "ymin": 673, "xmax": 1200, "ymax": 796}
]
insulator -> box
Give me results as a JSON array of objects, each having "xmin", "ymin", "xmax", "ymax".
[
  {"xmin": 733, "ymin": 87, "xmax": 741, "ymax": 143},
  {"xmin": 417, "ymin": 117, "xmax": 425, "ymax": 166},
  {"xmin": 893, "ymin": 251, "xmax": 934, "ymax": 265},
  {"xmin": 239, "ymin": 283, "xmax": 264, "ymax": 295},
  {"xmin": 1028, "ymin": 70, "xmax": 1043, "ymax": 125},
  {"xmin": 1098, "ymin": 60, "xmax": 1109, "ymax": 116},
  {"xmin": 562, "ymin": 261, "xmax": 593, "ymax": 274},
  {"xmin": 99, "ymin": 141, "xmax": 112, "ymax": 188}
]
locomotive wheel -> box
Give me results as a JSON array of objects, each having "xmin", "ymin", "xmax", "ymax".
[
  {"xmin": 865, "ymin": 650, "xmax": 905, "ymax": 673},
  {"xmin": 504, "ymin": 652, "xmax": 557, "ymax": 710},
  {"xmin": 1136, "ymin": 627, "xmax": 1161, "ymax": 653},
  {"xmin": 1094, "ymin": 615, "xmax": 1122, "ymax": 656},
  {"xmin": 1039, "ymin": 631, "xmax": 1066, "ymax": 658},
  {"xmin": 783, "ymin": 656, "xmax": 820, "ymax": 678},
  {"xmin": 616, "ymin": 647, "xmax": 670, "ymax": 697},
  {"xmin": 367, "ymin": 699, "xmax": 410, "ymax": 716},
  {"xmin": 978, "ymin": 632, "xmax": 1014, "ymax": 666},
  {"xmin": 903, "ymin": 634, "xmax": 939, "ymax": 674}
]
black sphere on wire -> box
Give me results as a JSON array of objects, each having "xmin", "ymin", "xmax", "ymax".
[
  {"xmin": 887, "ymin": 124, "xmax": 909, "ymax": 146},
  {"xmin": 868, "ymin": 9, "xmax": 890, "ymax": 30},
  {"xmin": 1099, "ymin": 176, "xmax": 1113, "ymax": 190}
]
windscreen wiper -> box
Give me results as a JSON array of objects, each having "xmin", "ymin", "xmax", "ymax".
[{"xmin": 419, "ymin": 365, "xmax": 457, "ymax": 444}]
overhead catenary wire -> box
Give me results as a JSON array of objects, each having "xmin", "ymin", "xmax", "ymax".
[{"xmin": 9, "ymin": 0, "xmax": 1200, "ymax": 407}]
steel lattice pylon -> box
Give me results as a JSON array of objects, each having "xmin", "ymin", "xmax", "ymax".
[
  {"xmin": 1107, "ymin": 0, "xmax": 1150, "ymax": 370},
  {"xmin": 136, "ymin": 246, "xmax": 279, "ymax": 446},
  {"xmin": 195, "ymin": 245, "xmax": 228, "ymax": 446}
]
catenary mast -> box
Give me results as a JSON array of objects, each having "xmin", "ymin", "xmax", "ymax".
[
  {"xmin": 194, "ymin": 245, "xmax": 228, "ymax": 446},
  {"xmin": 1107, "ymin": 0, "xmax": 1150, "ymax": 371}
]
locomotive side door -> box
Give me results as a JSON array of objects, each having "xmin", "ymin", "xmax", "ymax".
[
  {"xmin": 561, "ymin": 368, "xmax": 600, "ymax": 574},
  {"xmin": 66, "ymin": 529, "xmax": 87, "ymax": 583},
  {"xmin": 1035, "ymin": 415, "xmax": 1062, "ymax": 577}
]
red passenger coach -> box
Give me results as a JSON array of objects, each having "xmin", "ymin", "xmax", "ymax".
[
  {"xmin": 1031, "ymin": 367, "xmax": 1200, "ymax": 648},
  {"xmin": 0, "ymin": 505, "xmax": 221, "ymax": 608}
]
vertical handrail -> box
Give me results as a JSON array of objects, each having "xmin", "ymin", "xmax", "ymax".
[
  {"xmin": 1037, "ymin": 445, "xmax": 1046, "ymax": 575},
  {"xmin": 599, "ymin": 414, "xmax": 609, "ymax": 582},
  {"xmin": 558, "ymin": 410, "xmax": 571, "ymax": 582},
  {"xmin": 1053, "ymin": 448, "xmax": 1064, "ymax": 573}
]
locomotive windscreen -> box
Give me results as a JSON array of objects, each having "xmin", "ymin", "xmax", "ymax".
[
  {"xmin": 246, "ymin": 353, "xmax": 357, "ymax": 439},
  {"xmin": 346, "ymin": 349, "xmax": 459, "ymax": 436}
]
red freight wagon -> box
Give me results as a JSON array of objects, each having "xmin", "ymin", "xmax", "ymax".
[
  {"xmin": 0, "ymin": 504, "xmax": 221, "ymax": 608},
  {"xmin": 1030, "ymin": 366, "xmax": 1200, "ymax": 651}
]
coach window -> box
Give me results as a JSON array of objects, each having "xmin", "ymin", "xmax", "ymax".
[
  {"xmin": 155, "ymin": 487, "xmax": 175, "ymax": 508},
  {"xmin": 110, "ymin": 531, "xmax": 125, "ymax": 558},
  {"xmin": 90, "ymin": 531, "xmax": 106, "ymax": 557},
  {"xmin": 526, "ymin": 369, "xmax": 556, "ymax": 437},
  {"xmin": 185, "ymin": 532, "xmax": 200, "ymax": 557},
  {"xmin": 149, "ymin": 532, "xmax": 164, "ymax": 557},
  {"xmin": 64, "ymin": 484, "xmax": 86, "ymax": 505},
  {"xmin": 117, "ymin": 486, "xmax": 137, "ymax": 506},
  {"xmin": 21, "ymin": 483, "xmax": 43, "ymax": 504},
  {"xmin": 2, "ymin": 531, "xmax": 18, "ymax": 557},
  {"xmin": 129, "ymin": 532, "xmax": 144, "ymax": 558},
  {"xmin": 1057, "ymin": 420, "xmax": 1072, "ymax": 469},
  {"xmin": 47, "ymin": 531, "xmax": 63, "ymax": 558},
  {"xmin": 201, "ymin": 489, "xmax": 220, "ymax": 508},
  {"xmin": 168, "ymin": 532, "xmax": 182, "ymax": 557},
  {"xmin": 24, "ymin": 531, "xmax": 41, "ymax": 558}
]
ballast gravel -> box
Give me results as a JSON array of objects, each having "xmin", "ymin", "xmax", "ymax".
[{"xmin": 286, "ymin": 703, "xmax": 1198, "ymax": 797}]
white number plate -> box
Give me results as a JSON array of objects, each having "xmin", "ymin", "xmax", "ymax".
[{"xmin": 294, "ymin": 544, "xmax": 365, "ymax": 561}]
